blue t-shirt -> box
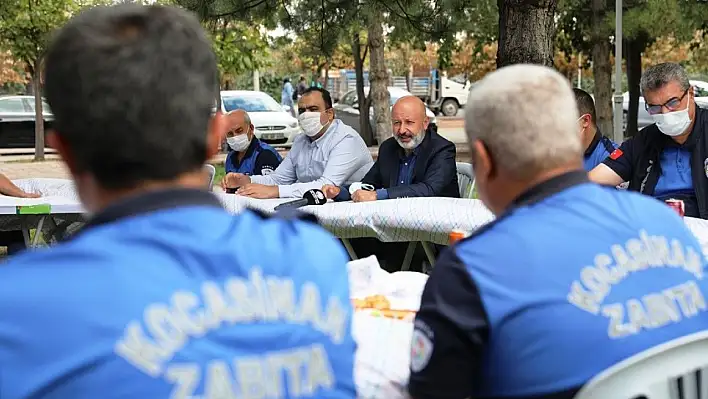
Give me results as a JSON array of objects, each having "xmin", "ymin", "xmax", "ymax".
[
  {"xmin": 0, "ymin": 189, "xmax": 357, "ymax": 399},
  {"xmin": 583, "ymin": 133, "xmax": 617, "ymax": 171},
  {"xmin": 408, "ymin": 171, "xmax": 708, "ymax": 399}
]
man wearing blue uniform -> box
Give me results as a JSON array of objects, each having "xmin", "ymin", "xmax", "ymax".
[
  {"xmin": 223, "ymin": 109, "xmax": 282, "ymax": 176},
  {"xmin": 0, "ymin": 5, "xmax": 357, "ymax": 398},
  {"xmin": 408, "ymin": 65, "xmax": 708, "ymax": 399},
  {"xmin": 574, "ymin": 88, "xmax": 618, "ymax": 171},
  {"xmin": 591, "ymin": 62, "xmax": 708, "ymax": 218}
]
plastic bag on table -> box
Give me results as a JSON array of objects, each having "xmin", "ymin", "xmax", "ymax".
[
  {"xmin": 353, "ymin": 312, "xmax": 414, "ymax": 399},
  {"xmin": 347, "ymin": 255, "xmax": 428, "ymax": 311}
]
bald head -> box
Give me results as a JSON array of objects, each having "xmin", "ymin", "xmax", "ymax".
[
  {"xmin": 391, "ymin": 96, "xmax": 429, "ymax": 150},
  {"xmin": 224, "ymin": 109, "xmax": 253, "ymax": 139}
]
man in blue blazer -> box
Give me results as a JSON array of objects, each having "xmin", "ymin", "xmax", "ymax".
[{"xmin": 323, "ymin": 96, "xmax": 459, "ymax": 202}]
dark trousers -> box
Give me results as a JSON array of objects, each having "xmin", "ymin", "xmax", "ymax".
[
  {"xmin": 0, "ymin": 230, "xmax": 26, "ymax": 256},
  {"xmin": 348, "ymin": 237, "xmax": 439, "ymax": 273}
]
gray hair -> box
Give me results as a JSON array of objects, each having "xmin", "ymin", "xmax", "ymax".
[
  {"xmin": 640, "ymin": 62, "xmax": 690, "ymax": 95},
  {"xmin": 465, "ymin": 64, "xmax": 581, "ymax": 180},
  {"xmin": 44, "ymin": 4, "xmax": 218, "ymax": 190}
]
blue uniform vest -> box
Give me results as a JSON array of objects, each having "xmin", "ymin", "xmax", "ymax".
[
  {"xmin": 225, "ymin": 140, "xmax": 282, "ymax": 175},
  {"xmin": 458, "ymin": 180, "xmax": 708, "ymax": 397},
  {"xmin": 584, "ymin": 135, "xmax": 617, "ymax": 171},
  {"xmin": 0, "ymin": 190, "xmax": 356, "ymax": 398}
]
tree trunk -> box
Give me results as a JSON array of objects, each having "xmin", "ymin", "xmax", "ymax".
[
  {"xmin": 32, "ymin": 70, "xmax": 45, "ymax": 161},
  {"xmin": 496, "ymin": 0, "xmax": 559, "ymax": 68},
  {"xmin": 625, "ymin": 35, "xmax": 645, "ymax": 138},
  {"xmin": 367, "ymin": 12, "xmax": 391, "ymax": 144},
  {"xmin": 352, "ymin": 32, "xmax": 374, "ymax": 146},
  {"xmin": 590, "ymin": 0, "xmax": 613, "ymax": 136}
]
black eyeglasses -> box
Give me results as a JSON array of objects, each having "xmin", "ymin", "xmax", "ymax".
[{"xmin": 645, "ymin": 89, "xmax": 689, "ymax": 115}]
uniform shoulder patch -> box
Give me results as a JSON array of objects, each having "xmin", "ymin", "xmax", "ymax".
[
  {"xmin": 410, "ymin": 324, "xmax": 434, "ymax": 373},
  {"xmin": 609, "ymin": 148, "xmax": 624, "ymax": 160},
  {"xmin": 261, "ymin": 166, "xmax": 274, "ymax": 175}
]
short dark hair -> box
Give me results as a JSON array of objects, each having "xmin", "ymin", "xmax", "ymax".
[
  {"xmin": 301, "ymin": 87, "xmax": 333, "ymax": 109},
  {"xmin": 573, "ymin": 88, "xmax": 597, "ymax": 125},
  {"xmin": 44, "ymin": 5, "xmax": 218, "ymax": 190}
]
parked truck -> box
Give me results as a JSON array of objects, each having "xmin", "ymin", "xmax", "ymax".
[{"xmin": 325, "ymin": 69, "xmax": 471, "ymax": 116}]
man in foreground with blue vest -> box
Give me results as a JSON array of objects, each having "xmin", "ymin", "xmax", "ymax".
[
  {"xmin": 222, "ymin": 109, "xmax": 282, "ymax": 177},
  {"xmin": 408, "ymin": 64, "xmax": 708, "ymax": 399},
  {"xmin": 0, "ymin": 5, "xmax": 357, "ymax": 398},
  {"xmin": 574, "ymin": 88, "xmax": 618, "ymax": 171}
]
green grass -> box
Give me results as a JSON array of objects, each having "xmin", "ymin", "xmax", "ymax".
[{"xmin": 212, "ymin": 162, "xmax": 225, "ymax": 186}]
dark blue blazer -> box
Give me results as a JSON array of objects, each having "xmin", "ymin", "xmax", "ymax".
[{"xmin": 362, "ymin": 125, "xmax": 460, "ymax": 199}]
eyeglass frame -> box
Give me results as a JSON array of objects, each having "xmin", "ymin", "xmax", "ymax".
[{"xmin": 645, "ymin": 88, "xmax": 690, "ymax": 115}]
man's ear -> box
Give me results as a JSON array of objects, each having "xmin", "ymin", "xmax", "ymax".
[
  {"xmin": 422, "ymin": 116, "xmax": 430, "ymax": 131},
  {"xmin": 207, "ymin": 111, "xmax": 226, "ymax": 158},
  {"xmin": 471, "ymin": 139, "xmax": 495, "ymax": 180},
  {"xmin": 46, "ymin": 129, "xmax": 79, "ymax": 175}
]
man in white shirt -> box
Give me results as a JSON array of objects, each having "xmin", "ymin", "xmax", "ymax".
[{"xmin": 223, "ymin": 87, "xmax": 373, "ymax": 198}]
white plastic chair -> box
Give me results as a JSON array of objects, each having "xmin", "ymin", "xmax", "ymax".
[
  {"xmin": 204, "ymin": 164, "xmax": 216, "ymax": 191},
  {"xmin": 574, "ymin": 330, "xmax": 708, "ymax": 399},
  {"xmin": 456, "ymin": 162, "xmax": 475, "ymax": 199}
]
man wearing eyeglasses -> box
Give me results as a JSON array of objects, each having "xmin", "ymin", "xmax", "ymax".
[{"xmin": 590, "ymin": 62, "xmax": 708, "ymax": 218}]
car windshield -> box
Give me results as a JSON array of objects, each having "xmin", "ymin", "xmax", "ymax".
[{"xmin": 223, "ymin": 94, "xmax": 282, "ymax": 113}]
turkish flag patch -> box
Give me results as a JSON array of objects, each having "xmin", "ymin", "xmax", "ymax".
[{"xmin": 609, "ymin": 149, "xmax": 623, "ymax": 160}]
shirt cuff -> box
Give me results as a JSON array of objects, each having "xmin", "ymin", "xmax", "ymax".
[
  {"xmin": 376, "ymin": 189, "xmax": 389, "ymax": 200},
  {"xmin": 276, "ymin": 185, "xmax": 290, "ymax": 198},
  {"xmin": 334, "ymin": 187, "xmax": 351, "ymax": 202}
]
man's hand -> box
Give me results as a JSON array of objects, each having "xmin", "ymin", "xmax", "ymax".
[
  {"xmin": 20, "ymin": 191, "xmax": 41, "ymax": 198},
  {"xmin": 352, "ymin": 189, "xmax": 377, "ymax": 203},
  {"xmin": 321, "ymin": 184, "xmax": 341, "ymax": 199},
  {"xmin": 237, "ymin": 183, "xmax": 279, "ymax": 199},
  {"xmin": 222, "ymin": 172, "xmax": 250, "ymax": 190}
]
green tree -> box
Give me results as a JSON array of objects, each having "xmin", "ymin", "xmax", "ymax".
[
  {"xmin": 207, "ymin": 19, "xmax": 269, "ymax": 89},
  {"xmin": 559, "ymin": 0, "xmax": 708, "ymax": 137},
  {"xmin": 619, "ymin": 0, "xmax": 708, "ymax": 136},
  {"xmin": 0, "ymin": 0, "xmax": 90, "ymax": 160},
  {"xmin": 496, "ymin": 0, "xmax": 560, "ymax": 67},
  {"xmin": 179, "ymin": 0, "xmax": 481, "ymax": 145}
]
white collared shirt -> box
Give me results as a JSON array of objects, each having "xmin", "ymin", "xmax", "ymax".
[{"xmin": 250, "ymin": 119, "xmax": 374, "ymax": 198}]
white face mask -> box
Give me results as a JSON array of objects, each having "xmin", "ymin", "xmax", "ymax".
[
  {"xmin": 298, "ymin": 112, "xmax": 327, "ymax": 137},
  {"xmin": 395, "ymin": 130, "xmax": 425, "ymax": 150},
  {"xmin": 652, "ymin": 98, "xmax": 692, "ymax": 137},
  {"xmin": 227, "ymin": 133, "xmax": 250, "ymax": 152}
]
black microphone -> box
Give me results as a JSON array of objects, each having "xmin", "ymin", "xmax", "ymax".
[{"xmin": 274, "ymin": 189, "xmax": 327, "ymax": 210}]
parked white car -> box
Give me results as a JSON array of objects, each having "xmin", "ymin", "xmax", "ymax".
[
  {"xmin": 0, "ymin": 95, "xmax": 53, "ymax": 148},
  {"xmin": 623, "ymin": 80, "xmax": 708, "ymax": 131},
  {"xmin": 334, "ymin": 87, "xmax": 437, "ymax": 138},
  {"xmin": 220, "ymin": 90, "xmax": 300, "ymax": 147}
]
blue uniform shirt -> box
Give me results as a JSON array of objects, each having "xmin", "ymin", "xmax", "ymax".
[
  {"xmin": 376, "ymin": 147, "xmax": 419, "ymax": 200},
  {"xmin": 583, "ymin": 132, "xmax": 617, "ymax": 171},
  {"xmin": 408, "ymin": 171, "xmax": 708, "ymax": 399},
  {"xmin": 225, "ymin": 137, "xmax": 282, "ymax": 176},
  {"xmin": 654, "ymin": 147, "xmax": 695, "ymax": 200},
  {"xmin": 0, "ymin": 189, "xmax": 357, "ymax": 399}
]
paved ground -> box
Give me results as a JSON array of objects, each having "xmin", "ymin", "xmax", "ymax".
[{"xmin": 0, "ymin": 125, "xmax": 469, "ymax": 180}]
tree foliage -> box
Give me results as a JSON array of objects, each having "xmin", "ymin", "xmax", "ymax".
[{"xmin": 207, "ymin": 19, "xmax": 269, "ymax": 88}]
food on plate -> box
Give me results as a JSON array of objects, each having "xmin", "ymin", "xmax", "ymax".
[
  {"xmin": 352, "ymin": 294, "xmax": 391, "ymax": 310},
  {"xmin": 351, "ymin": 295, "xmax": 416, "ymax": 321}
]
